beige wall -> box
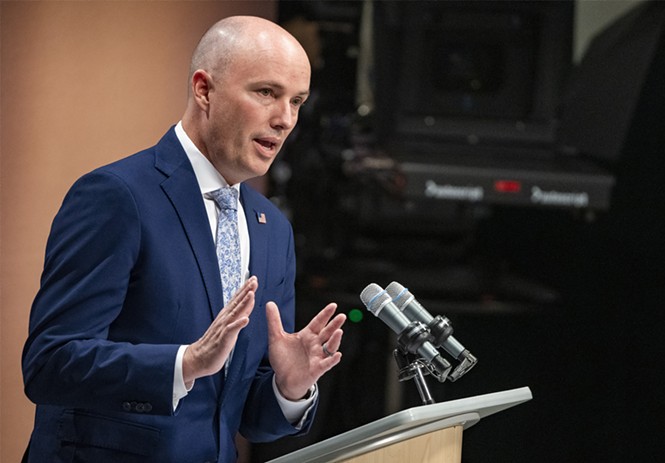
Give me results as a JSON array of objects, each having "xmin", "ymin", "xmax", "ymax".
[{"xmin": 0, "ymin": 1, "xmax": 276, "ymax": 461}]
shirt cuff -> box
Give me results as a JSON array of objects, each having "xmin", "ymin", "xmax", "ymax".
[
  {"xmin": 173, "ymin": 345, "xmax": 194, "ymax": 411},
  {"xmin": 272, "ymin": 376, "xmax": 318, "ymax": 430}
]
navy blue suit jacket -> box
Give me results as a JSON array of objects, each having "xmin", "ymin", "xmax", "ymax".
[{"xmin": 22, "ymin": 128, "xmax": 312, "ymax": 462}]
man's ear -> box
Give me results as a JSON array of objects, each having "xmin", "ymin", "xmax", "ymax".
[{"xmin": 191, "ymin": 70, "xmax": 213, "ymax": 111}]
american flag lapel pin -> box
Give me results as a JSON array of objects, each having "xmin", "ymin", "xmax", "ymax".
[{"xmin": 257, "ymin": 212, "xmax": 267, "ymax": 224}]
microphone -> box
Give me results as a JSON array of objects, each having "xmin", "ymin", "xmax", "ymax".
[
  {"xmin": 360, "ymin": 283, "xmax": 451, "ymax": 379},
  {"xmin": 386, "ymin": 281, "xmax": 478, "ymax": 381}
]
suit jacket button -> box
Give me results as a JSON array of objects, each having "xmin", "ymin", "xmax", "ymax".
[
  {"xmin": 122, "ymin": 402, "xmax": 132, "ymax": 412},
  {"xmin": 144, "ymin": 403, "xmax": 153, "ymax": 412},
  {"xmin": 136, "ymin": 403, "xmax": 145, "ymax": 413}
]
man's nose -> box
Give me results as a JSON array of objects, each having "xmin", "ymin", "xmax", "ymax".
[{"xmin": 270, "ymin": 100, "xmax": 296, "ymax": 131}]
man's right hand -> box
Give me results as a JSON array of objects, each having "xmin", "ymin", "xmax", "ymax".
[{"xmin": 182, "ymin": 276, "xmax": 258, "ymax": 386}]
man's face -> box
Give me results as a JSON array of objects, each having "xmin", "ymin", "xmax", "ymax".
[{"xmin": 203, "ymin": 35, "xmax": 311, "ymax": 185}]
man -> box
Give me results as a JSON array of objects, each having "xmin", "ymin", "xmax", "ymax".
[{"xmin": 22, "ymin": 16, "xmax": 345, "ymax": 463}]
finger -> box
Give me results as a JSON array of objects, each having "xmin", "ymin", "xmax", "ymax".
[
  {"xmin": 233, "ymin": 288, "xmax": 256, "ymax": 315},
  {"xmin": 210, "ymin": 289, "xmax": 255, "ymax": 332},
  {"xmin": 205, "ymin": 310, "xmax": 251, "ymax": 344},
  {"xmin": 229, "ymin": 276, "xmax": 258, "ymax": 306},
  {"xmin": 265, "ymin": 301, "xmax": 285, "ymax": 343},
  {"xmin": 226, "ymin": 315, "xmax": 251, "ymax": 333},
  {"xmin": 305, "ymin": 303, "xmax": 339, "ymax": 333},
  {"xmin": 230, "ymin": 277, "xmax": 257, "ymax": 308},
  {"xmin": 320, "ymin": 346, "xmax": 343, "ymax": 368},
  {"xmin": 322, "ymin": 327, "xmax": 344, "ymax": 354},
  {"xmin": 317, "ymin": 312, "xmax": 346, "ymax": 342}
]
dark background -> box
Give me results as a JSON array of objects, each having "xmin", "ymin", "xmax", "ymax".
[{"xmin": 252, "ymin": 1, "xmax": 665, "ymax": 462}]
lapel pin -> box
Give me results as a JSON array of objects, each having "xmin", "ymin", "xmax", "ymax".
[{"xmin": 257, "ymin": 212, "xmax": 267, "ymax": 224}]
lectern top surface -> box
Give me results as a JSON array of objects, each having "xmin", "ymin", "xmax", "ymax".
[{"xmin": 267, "ymin": 386, "xmax": 533, "ymax": 463}]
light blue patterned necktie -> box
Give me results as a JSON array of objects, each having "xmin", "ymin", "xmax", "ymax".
[{"xmin": 209, "ymin": 187, "xmax": 241, "ymax": 306}]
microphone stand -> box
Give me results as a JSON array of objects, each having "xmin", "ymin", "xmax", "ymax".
[{"xmin": 393, "ymin": 349, "xmax": 435, "ymax": 405}]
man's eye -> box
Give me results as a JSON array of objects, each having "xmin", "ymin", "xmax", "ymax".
[{"xmin": 259, "ymin": 89, "xmax": 272, "ymax": 97}]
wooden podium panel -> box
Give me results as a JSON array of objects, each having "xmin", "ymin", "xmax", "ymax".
[{"xmin": 341, "ymin": 425, "xmax": 463, "ymax": 463}]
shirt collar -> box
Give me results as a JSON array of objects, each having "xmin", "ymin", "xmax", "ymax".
[{"xmin": 174, "ymin": 121, "xmax": 240, "ymax": 198}]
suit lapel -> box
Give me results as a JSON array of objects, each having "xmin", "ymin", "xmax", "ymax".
[
  {"xmin": 154, "ymin": 129, "xmax": 225, "ymax": 319},
  {"xmin": 242, "ymin": 184, "xmax": 270, "ymax": 305}
]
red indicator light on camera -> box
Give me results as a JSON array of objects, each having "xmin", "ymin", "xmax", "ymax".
[{"xmin": 494, "ymin": 180, "xmax": 522, "ymax": 193}]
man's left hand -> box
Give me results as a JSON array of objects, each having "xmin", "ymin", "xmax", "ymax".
[{"xmin": 266, "ymin": 301, "xmax": 345, "ymax": 401}]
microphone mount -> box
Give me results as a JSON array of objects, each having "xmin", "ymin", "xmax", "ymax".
[
  {"xmin": 449, "ymin": 350, "xmax": 478, "ymax": 382},
  {"xmin": 396, "ymin": 321, "xmax": 451, "ymax": 381},
  {"xmin": 426, "ymin": 314, "xmax": 478, "ymax": 382},
  {"xmin": 393, "ymin": 321, "xmax": 451, "ymax": 405},
  {"xmin": 426, "ymin": 314, "xmax": 455, "ymax": 347}
]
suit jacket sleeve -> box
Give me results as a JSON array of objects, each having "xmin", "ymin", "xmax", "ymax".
[{"xmin": 22, "ymin": 170, "xmax": 179, "ymax": 416}]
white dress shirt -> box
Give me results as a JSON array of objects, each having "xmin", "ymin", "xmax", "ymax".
[{"xmin": 171, "ymin": 122, "xmax": 315, "ymax": 426}]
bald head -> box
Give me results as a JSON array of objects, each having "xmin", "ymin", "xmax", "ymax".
[{"xmin": 189, "ymin": 16, "xmax": 308, "ymax": 84}]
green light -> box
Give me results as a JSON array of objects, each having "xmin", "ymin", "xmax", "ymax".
[{"xmin": 348, "ymin": 308, "xmax": 364, "ymax": 323}]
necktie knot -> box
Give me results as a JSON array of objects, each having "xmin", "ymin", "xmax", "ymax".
[{"xmin": 210, "ymin": 187, "xmax": 238, "ymax": 211}]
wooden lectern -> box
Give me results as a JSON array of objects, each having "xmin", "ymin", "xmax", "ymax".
[{"xmin": 267, "ymin": 387, "xmax": 532, "ymax": 463}]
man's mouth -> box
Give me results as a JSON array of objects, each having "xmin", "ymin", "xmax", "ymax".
[{"xmin": 255, "ymin": 138, "xmax": 278, "ymax": 152}]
